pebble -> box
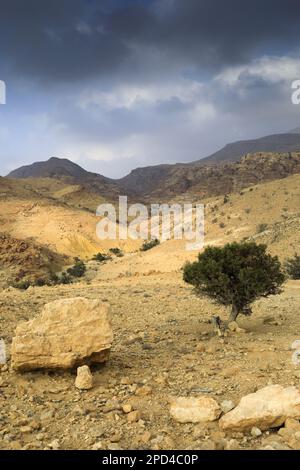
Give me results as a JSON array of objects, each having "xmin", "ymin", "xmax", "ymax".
[
  {"xmin": 251, "ymin": 427, "xmax": 262, "ymax": 437},
  {"xmin": 221, "ymin": 400, "xmax": 235, "ymax": 413}
]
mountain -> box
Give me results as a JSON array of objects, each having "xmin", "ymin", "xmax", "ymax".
[
  {"xmin": 197, "ymin": 133, "xmax": 300, "ymax": 164},
  {"xmin": 7, "ymin": 157, "xmax": 92, "ymax": 179},
  {"xmin": 6, "ymin": 129, "xmax": 300, "ymax": 201},
  {"xmin": 7, "ymin": 157, "xmax": 120, "ymax": 202},
  {"xmin": 116, "ymin": 152, "xmax": 300, "ymax": 200}
]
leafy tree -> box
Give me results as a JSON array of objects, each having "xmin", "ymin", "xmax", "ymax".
[
  {"xmin": 285, "ymin": 254, "xmax": 300, "ymax": 280},
  {"xmin": 183, "ymin": 242, "xmax": 285, "ymax": 322}
]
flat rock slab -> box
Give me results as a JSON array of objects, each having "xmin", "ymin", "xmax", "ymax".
[
  {"xmin": 219, "ymin": 385, "xmax": 300, "ymax": 431},
  {"xmin": 11, "ymin": 297, "xmax": 113, "ymax": 371}
]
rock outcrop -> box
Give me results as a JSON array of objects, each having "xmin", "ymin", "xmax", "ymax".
[
  {"xmin": 170, "ymin": 396, "xmax": 221, "ymax": 423},
  {"xmin": 11, "ymin": 297, "xmax": 113, "ymax": 371},
  {"xmin": 219, "ymin": 385, "xmax": 300, "ymax": 431}
]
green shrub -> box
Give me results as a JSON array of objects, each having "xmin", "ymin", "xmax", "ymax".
[
  {"xmin": 49, "ymin": 273, "xmax": 59, "ymax": 285},
  {"xmin": 67, "ymin": 259, "xmax": 86, "ymax": 278},
  {"xmin": 140, "ymin": 239, "xmax": 160, "ymax": 252},
  {"xmin": 13, "ymin": 280, "xmax": 31, "ymax": 290},
  {"xmin": 109, "ymin": 248, "xmax": 124, "ymax": 257},
  {"xmin": 60, "ymin": 272, "xmax": 73, "ymax": 284},
  {"xmin": 92, "ymin": 253, "xmax": 112, "ymax": 262},
  {"xmin": 183, "ymin": 242, "xmax": 285, "ymax": 322},
  {"xmin": 35, "ymin": 278, "xmax": 47, "ymax": 287},
  {"xmin": 285, "ymin": 254, "xmax": 300, "ymax": 280}
]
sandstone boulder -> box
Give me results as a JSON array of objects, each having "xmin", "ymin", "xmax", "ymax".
[
  {"xmin": 219, "ymin": 385, "xmax": 300, "ymax": 432},
  {"xmin": 11, "ymin": 297, "xmax": 113, "ymax": 371},
  {"xmin": 170, "ymin": 396, "xmax": 221, "ymax": 423}
]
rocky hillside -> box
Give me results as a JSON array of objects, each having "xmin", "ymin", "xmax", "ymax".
[
  {"xmin": 7, "ymin": 157, "xmax": 121, "ymax": 203},
  {"xmin": 198, "ymin": 133, "xmax": 300, "ymax": 164},
  {"xmin": 0, "ymin": 233, "xmax": 66, "ymax": 287},
  {"xmin": 118, "ymin": 152, "xmax": 300, "ymax": 200}
]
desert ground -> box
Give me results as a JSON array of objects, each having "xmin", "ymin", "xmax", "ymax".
[
  {"xmin": 1, "ymin": 262, "xmax": 300, "ymax": 450},
  {"xmin": 0, "ymin": 169, "xmax": 300, "ymax": 450}
]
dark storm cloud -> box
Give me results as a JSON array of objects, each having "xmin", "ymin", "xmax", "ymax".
[
  {"xmin": 1, "ymin": 0, "xmax": 300, "ymax": 178},
  {"xmin": 1, "ymin": 0, "xmax": 300, "ymax": 83}
]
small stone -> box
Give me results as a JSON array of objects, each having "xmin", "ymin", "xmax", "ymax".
[
  {"xmin": 221, "ymin": 400, "xmax": 235, "ymax": 413},
  {"xmin": 107, "ymin": 443, "xmax": 123, "ymax": 451},
  {"xmin": 110, "ymin": 432, "xmax": 122, "ymax": 443},
  {"xmin": 127, "ymin": 410, "xmax": 141, "ymax": 423},
  {"xmin": 251, "ymin": 426, "xmax": 262, "ymax": 437},
  {"xmin": 120, "ymin": 377, "xmax": 131, "ymax": 385},
  {"xmin": 224, "ymin": 439, "xmax": 240, "ymax": 450},
  {"xmin": 20, "ymin": 426, "xmax": 32, "ymax": 434},
  {"xmin": 140, "ymin": 431, "xmax": 151, "ymax": 444},
  {"xmin": 49, "ymin": 439, "xmax": 60, "ymax": 450},
  {"xmin": 75, "ymin": 365, "xmax": 93, "ymax": 390},
  {"xmin": 122, "ymin": 404, "xmax": 133, "ymax": 414},
  {"xmin": 103, "ymin": 399, "xmax": 120, "ymax": 413},
  {"xmin": 40, "ymin": 410, "xmax": 55, "ymax": 422},
  {"xmin": 135, "ymin": 385, "xmax": 152, "ymax": 396},
  {"xmin": 92, "ymin": 442, "xmax": 103, "ymax": 450}
]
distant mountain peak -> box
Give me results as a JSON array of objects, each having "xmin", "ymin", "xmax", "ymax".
[
  {"xmin": 7, "ymin": 157, "xmax": 90, "ymax": 180},
  {"xmin": 197, "ymin": 133, "xmax": 300, "ymax": 164}
]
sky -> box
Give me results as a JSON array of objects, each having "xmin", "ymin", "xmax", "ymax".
[{"xmin": 1, "ymin": 0, "xmax": 300, "ymax": 178}]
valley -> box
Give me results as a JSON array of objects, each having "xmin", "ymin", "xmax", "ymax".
[{"xmin": 0, "ymin": 150, "xmax": 300, "ymax": 451}]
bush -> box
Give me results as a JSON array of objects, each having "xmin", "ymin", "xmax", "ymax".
[
  {"xmin": 92, "ymin": 252, "xmax": 112, "ymax": 263},
  {"xmin": 183, "ymin": 242, "xmax": 285, "ymax": 322},
  {"xmin": 109, "ymin": 248, "xmax": 124, "ymax": 257},
  {"xmin": 256, "ymin": 223, "xmax": 268, "ymax": 234},
  {"xmin": 285, "ymin": 254, "xmax": 300, "ymax": 279},
  {"xmin": 49, "ymin": 273, "xmax": 59, "ymax": 285},
  {"xmin": 67, "ymin": 259, "xmax": 86, "ymax": 278},
  {"xmin": 60, "ymin": 272, "xmax": 73, "ymax": 284},
  {"xmin": 13, "ymin": 280, "xmax": 31, "ymax": 290},
  {"xmin": 140, "ymin": 239, "xmax": 160, "ymax": 252},
  {"xmin": 35, "ymin": 278, "xmax": 47, "ymax": 287}
]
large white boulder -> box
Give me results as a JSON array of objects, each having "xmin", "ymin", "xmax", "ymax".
[
  {"xmin": 11, "ymin": 297, "xmax": 113, "ymax": 371},
  {"xmin": 219, "ymin": 385, "xmax": 300, "ymax": 432}
]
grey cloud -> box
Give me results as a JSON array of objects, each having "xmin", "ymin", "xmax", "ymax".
[{"xmin": 1, "ymin": 0, "xmax": 300, "ymax": 84}]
